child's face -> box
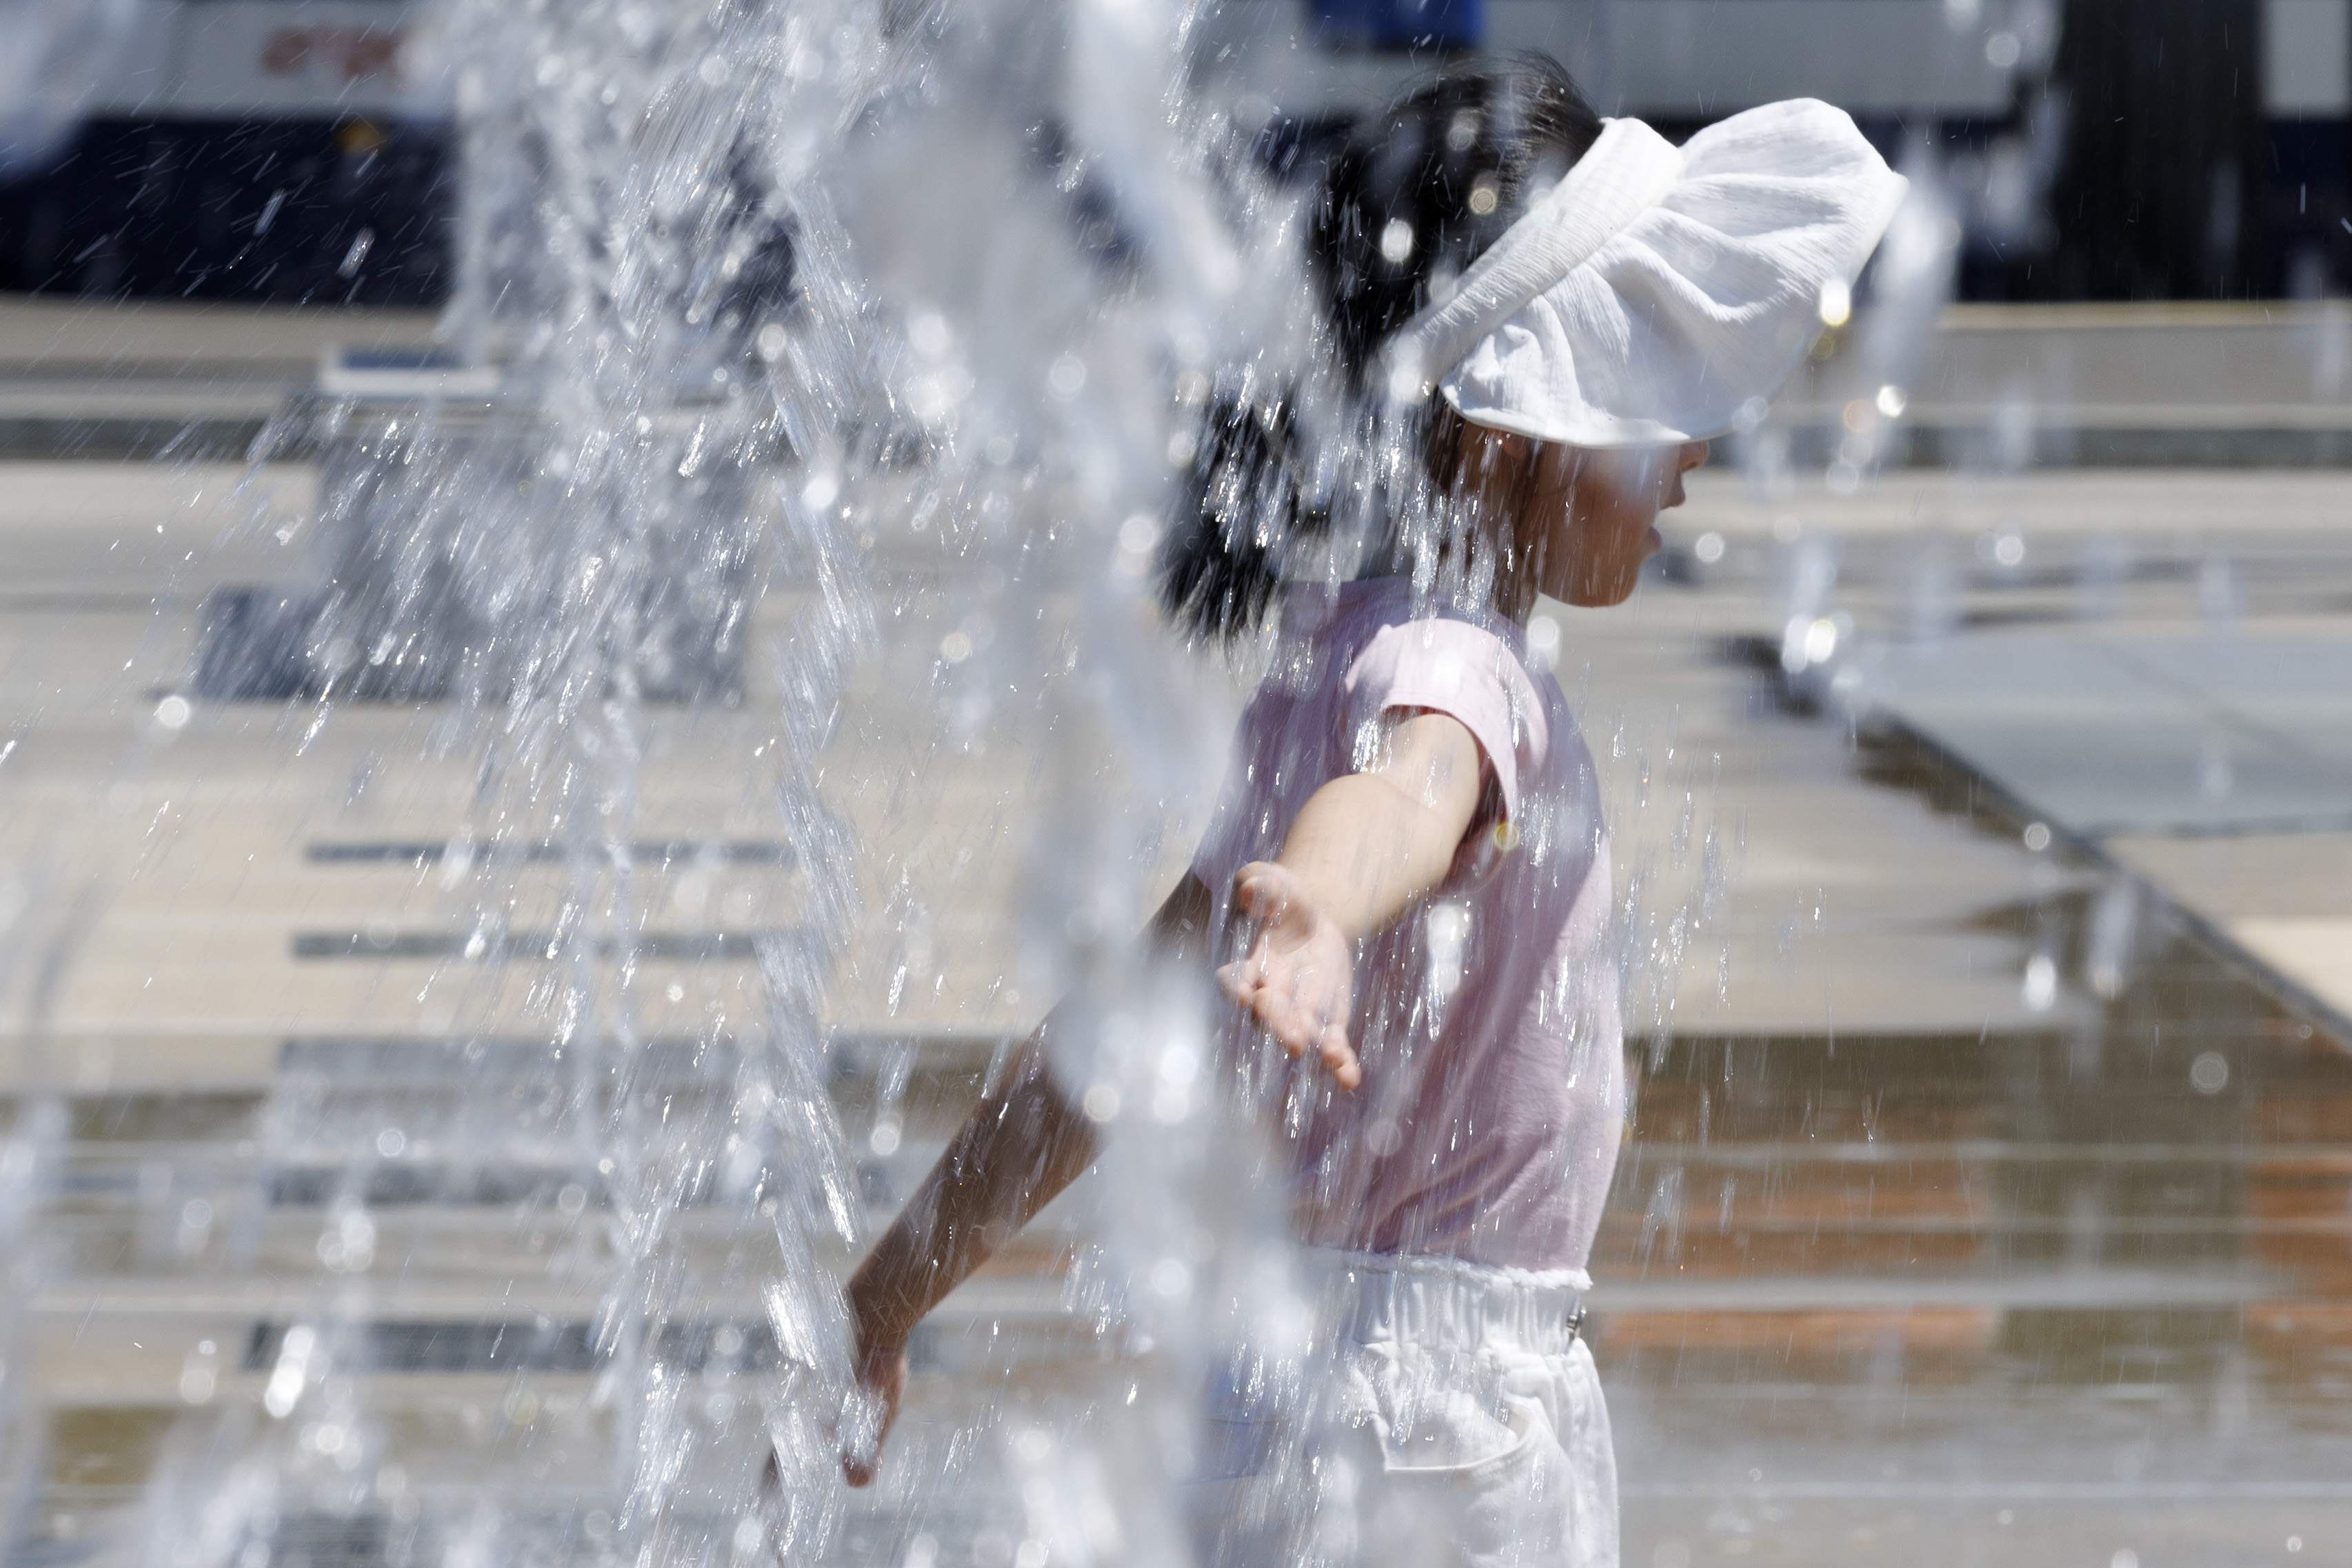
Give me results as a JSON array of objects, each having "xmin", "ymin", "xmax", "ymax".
[
  {"xmin": 1523, "ymin": 439, "xmax": 1709, "ymax": 606},
  {"xmin": 1451, "ymin": 420, "xmax": 1709, "ymax": 609}
]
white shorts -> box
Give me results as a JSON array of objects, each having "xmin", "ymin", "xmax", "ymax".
[{"xmin": 1185, "ymin": 1249, "xmax": 1618, "ymax": 1568}]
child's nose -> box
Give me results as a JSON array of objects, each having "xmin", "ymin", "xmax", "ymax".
[{"xmin": 1679, "ymin": 439, "xmax": 1711, "ymax": 472}]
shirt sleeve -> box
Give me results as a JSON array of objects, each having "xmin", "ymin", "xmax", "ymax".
[{"xmin": 1341, "ymin": 617, "xmax": 1548, "ymax": 823}]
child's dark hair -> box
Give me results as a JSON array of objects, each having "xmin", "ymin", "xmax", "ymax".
[{"xmin": 1158, "ymin": 54, "xmax": 1602, "ymax": 644}]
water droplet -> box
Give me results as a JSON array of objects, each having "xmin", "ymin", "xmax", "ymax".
[
  {"xmin": 2190, "ymin": 1052, "xmax": 2230, "ymax": 1094},
  {"xmin": 1818, "ymin": 278, "xmax": 1852, "ymax": 327}
]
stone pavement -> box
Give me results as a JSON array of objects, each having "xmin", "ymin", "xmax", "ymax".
[
  {"xmin": 1781, "ymin": 301, "xmax": 2352, "ymax": 467},
  {"xmin": 0, "ymin": 299, "xmax": 436, "ymax": 459},
  {"xmin": 1620, "ymin": 465, "xmax": 2352, "ymax": 1566},
  {"xmin": 13, "ymin": 296, "xmax": 2352, "ymax": 465},
  {"xmin": 1, "ymin": 300, "xmax": 2350, "ymax": 1565},
  {"xmin": 1660, "ymin": 464, "xmax": 2352, "ymax": 1036}
]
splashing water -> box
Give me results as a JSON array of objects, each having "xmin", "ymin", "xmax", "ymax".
[
  {"xmin": 145, "ymin": 0, "xmax": 896, "ymax": 1558},
  {"xmin": 8, "ymin": 0, "xmax": 1802, "ymax": 1560},
  {"xmin": 123, "ymin": 0, "xmax": 1329, "ymax": 1559}
]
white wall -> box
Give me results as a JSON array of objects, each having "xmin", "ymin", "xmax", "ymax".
[
  {"xmin": 86, "ymin": 1, "xmax": 431, "ymax": 119},
  {"xmin": 1494, "ymin": 0, "xmax": 2016, "ymax": 117},
  {"xmin": 2265, "ymin": 0, "xmax": 2352, "ymax": 116},
  {"xmin": 86, "ymin": 0, "xmax": 2344, "ymax": 128},
  {"xmin": 1209, "ymin": 0, "xmax": 2027, "ymax": 122}
]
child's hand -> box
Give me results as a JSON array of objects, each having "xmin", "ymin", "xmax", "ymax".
[
  {"xmin": 838, "ymin": 1333, "xmax": 908, "ymax": 1487},
  {"xmin": 1219, "ymin": 861, "xmax": 1362, "ymax": 1090}
]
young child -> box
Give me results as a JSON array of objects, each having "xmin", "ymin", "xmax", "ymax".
[{"xmin": 830, "ymin": 57, "xmax": 1905, "ymax": 1566}]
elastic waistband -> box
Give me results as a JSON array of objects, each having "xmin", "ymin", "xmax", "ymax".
[{"xmin": 1298, "ymin": 1248, "xmax": 1589, "ymax": 1356}]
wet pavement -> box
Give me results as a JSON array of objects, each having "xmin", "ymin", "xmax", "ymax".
[
  {"xmin": 3, "ymin": 301, "xmax": 2351, "ymax": 1566},
  {"xmin": 1601, "ymin": 468, "xmax": 2352, "ymax": 1566}
]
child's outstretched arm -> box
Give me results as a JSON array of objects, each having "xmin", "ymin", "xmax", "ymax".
[
  {"xmin": 832, "ymin": 872, "xmax": 1213, "ymax": 1485},
  {"xmin": 1218, "ymin": 710, "xmax": 1487, "ymax": 1089},
  {"xmin": 825, "ymin": 711, "xmax": 1476, "ymax": 1486}
]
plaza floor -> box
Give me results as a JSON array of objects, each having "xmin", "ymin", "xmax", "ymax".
[{"xmin": 1, "ymin": 301, "xmax": 2349, "ymax": 1567}]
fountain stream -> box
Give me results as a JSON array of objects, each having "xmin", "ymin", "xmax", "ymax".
[{"xmin": 134, "ymin": 0, "xmax": 1323, "ymax": 1560}]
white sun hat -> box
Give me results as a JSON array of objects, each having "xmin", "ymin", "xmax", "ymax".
[{"xmin": 1382, "ymin": 98, "xmax": 1910, "ymax": 449}]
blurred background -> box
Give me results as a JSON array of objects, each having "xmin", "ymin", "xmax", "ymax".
[
  {"xmin": 3, "ymin": 3, "xmax": 2351, "ymax": 1567},
  {"xmin": 7, "ymin": 0, "xmax": 2352, "ymax": 309}
]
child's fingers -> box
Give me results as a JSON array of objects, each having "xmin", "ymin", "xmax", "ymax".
[
  {"xmin": 1263, "ymin": 979, "xmax": 1341, "ymax": 1065},
  {"xmin": 1219, "ymin": 936, "xmax": 1349, "ymax": 1070},
  {"xmin": 839, "ymin": 1346, "xmax": 907, "ymax": 1486},
  {"xmin": 1217, "ymin": 969, "xmax": 1299, "ymax": 1053},
  {"xmin": 1318, "ymin": 1026, "xmax": 1361, "ymax": 1091},
  {"xmin": 1256, "ymin": 991, "xmax": 1312, "ymax": 1058},
  {"xmin": 1218, "ymin": 939, "xmax": 1289, "ymax": 1004}
]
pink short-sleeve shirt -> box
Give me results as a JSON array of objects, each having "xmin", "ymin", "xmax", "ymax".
[{"xmin": 1191, "ymin": 578, "xmax": 1626, "ymax": 1276}]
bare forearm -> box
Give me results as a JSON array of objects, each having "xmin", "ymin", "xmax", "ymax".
[
  {"xmin": 1275, "ymin": 773, "xmax": 1470, "ymax": 938},
  {"xmin": 845, "ymin": 1036, "xmax": 1094, "ymax": 1354},
  {"xmin": 843, "ymin": 874, "xmax": 1212, "ymax": 1354}
]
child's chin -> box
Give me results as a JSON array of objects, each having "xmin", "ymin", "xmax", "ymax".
[{"xmin": 1560, "ymin": 572, "xmax": 1643, "ymax": 609}]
